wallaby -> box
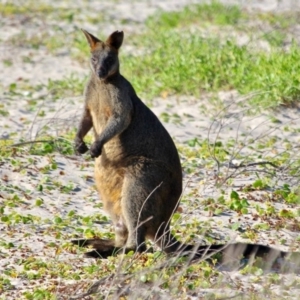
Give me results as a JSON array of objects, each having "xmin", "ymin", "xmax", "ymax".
[{"xmin": 72, "ymin": 29, "xmax": 299, "ymax": 268}]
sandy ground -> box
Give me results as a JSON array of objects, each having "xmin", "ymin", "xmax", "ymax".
[{"xmin": 1, "ymin": 0, "xmax": 300, "ymax": 299}]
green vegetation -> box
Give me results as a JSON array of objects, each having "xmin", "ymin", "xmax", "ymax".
[
  {"xmin": 120, "ymin": 2, "xmax": 300, "ymax": 107},
  {"xmin": 146, "ymin": 1, "xmax": 245, "ymax": 28},
  {"xmin": 125, "ymin": 37, "xmax": 300, "ymax": 106},
  {"xmin": 0, "ymin": 2, "xmax": 54, "ymax": 16},
  {"xmin": 4, "ymin": 1, "xmax": 300, "ymax": 107},
  {"xmin": 0, "ymin": 1, "xmax": 80, "ymax": 21}
]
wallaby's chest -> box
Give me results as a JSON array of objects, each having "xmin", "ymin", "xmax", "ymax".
[{"xmin": 88, "ymin": 86, "xmax": 113, "ymax": 134}]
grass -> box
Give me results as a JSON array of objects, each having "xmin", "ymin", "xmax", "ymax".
[
  {"xmin": 145, "ymin": 1, "xmax": 245, "ymax": 28},
  {"xmin": 120, "ymin": 2, "xmax": 300, "ymax": 107},
  {"xmin": 0, "ymin": 2, "xmax": 54, "ymax": 16},
  {"xmin": 125, "ymin": 36, "xmax": 300, "ymax": 106},
  {"xmin": 0, "ymin": 1, "xmax": 81, "ymax": 21}
]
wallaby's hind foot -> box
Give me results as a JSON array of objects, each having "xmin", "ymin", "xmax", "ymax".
[
  {"xmin": 84, "ymin": 249, "xmax": 119, "ymax": 259},
  {"xmin": 71, "ymin": 238, "xmax": 120, "ymax": 258},
  {"xmin": 71, "ymin": 238, "xmax": 143, "ymax": 258},
  {"xmin": 71, "ymin": 238, "xmax": 115, "ymax": 248}
]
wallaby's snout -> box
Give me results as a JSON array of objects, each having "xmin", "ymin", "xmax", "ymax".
[
  {"xmin": 98, "ymin": 66, "xmax": 107, "ymax": 79},
  {"xmin": 97, "ymin": 59, "xmax": 109, "ymax": 80},
  {"xmin": 96, "ymin": 54, "xmax": 118, "ymax": 80}
]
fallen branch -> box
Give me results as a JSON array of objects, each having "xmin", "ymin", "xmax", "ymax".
[
  {"xmin": 228, "ymin": 160, "xmax": 279, "ymax": 169},
  {"xmin": 8, "ymin": 140, "xmax": 54, "ymax": 147}
]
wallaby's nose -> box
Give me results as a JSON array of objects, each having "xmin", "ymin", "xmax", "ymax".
[{"xmin": 98, "ymin": 67, "xmax": 107, "ymax": 79}]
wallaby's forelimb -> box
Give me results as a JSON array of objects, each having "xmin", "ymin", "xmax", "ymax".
[
  {"xmin": 90, "ymin": 107, "xmax": 132, "ymax": 158},
  {"xmin": 74, "ymin": 107, "xmax": 93, "ymax": 154}
]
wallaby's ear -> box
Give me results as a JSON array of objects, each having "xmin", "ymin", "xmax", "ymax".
[
  {"xmin": 106, "ymin": 31, "xmax": 124, "ymax": 50},
  {"xmin": 81, "ymin": 29, "xmax": 102, "ymax": 50}
]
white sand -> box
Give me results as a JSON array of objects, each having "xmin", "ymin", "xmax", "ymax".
[{"xmin": 1, "ymin": 1, "xmax": 300, "ymax": 299}]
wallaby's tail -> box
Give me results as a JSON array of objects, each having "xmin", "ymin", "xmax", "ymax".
[
  {"xmin": 158, "ymin": 231, "xmax": 300, "ymax": 270},
  {"xmin": 193, "ymin": 243, "xmax": 300, "ymax": 271},
  {"xmin": 162, "ymin": 235, "xmax": 287, "ymax": 260}
]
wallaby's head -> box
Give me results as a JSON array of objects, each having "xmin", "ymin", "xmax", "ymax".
[{"xmin": 82, "ymin": 29, "xmax": 124, "ymax": 81}]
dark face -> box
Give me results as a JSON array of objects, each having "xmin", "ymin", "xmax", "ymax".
[
  {"xmin": 91, "ymin": 45, "xmax": 119, "ymax": 80},
  {"xmin": 82, "ymin": 29, "xmax": 124, "ymax": 81}
]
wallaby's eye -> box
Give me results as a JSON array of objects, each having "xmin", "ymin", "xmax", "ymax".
[{"xmin": 91, "ymin": 57, "xmax": 97, "ymax": 64}]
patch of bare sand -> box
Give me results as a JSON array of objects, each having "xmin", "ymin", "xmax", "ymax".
[{"xmin": 1, "ymin": 1, "xmax": 300, "ymax": 299}]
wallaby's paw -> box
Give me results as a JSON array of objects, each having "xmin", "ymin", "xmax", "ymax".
[
  {"xmin": 74, "ymin": 140, "xmax": 89, "ymax": 154},
  {"xmin": 90, "ymin": 141, "xmax": 103, "ymax": 158}
]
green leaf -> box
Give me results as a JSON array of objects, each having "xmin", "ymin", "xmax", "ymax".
[
  {"xmin": 230, "ymin": 190, "xmax": 240, "ymax": 200},
  {"xmin": 231, "ymin": 222, "xmax": 241, "ymax": 231},
  {"xmin": 1, "ymin": 216, "xmax": 9, "ymax": 223},
  {"xmin": 54, "ymin": 216, "xmax": 63, "ymax": 224},
  {"xmin": 240, "ymin": 207, "xmax": 248, "ymax": 214},
  {"xmin": 35, "ymin": 198, "xmax": 43, "ymax": 206}
]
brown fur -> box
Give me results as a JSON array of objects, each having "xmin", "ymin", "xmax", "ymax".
[{"xmin": 72, "ymin": 30, "xmax": 300, "ymax": 268}]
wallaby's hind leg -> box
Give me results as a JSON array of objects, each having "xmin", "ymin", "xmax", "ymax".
[
  {"xmin": 120, "ymin": 175, "xmax": 150, "ymax": 253},
  {"xmin": 121, "ymin": 168, "xmax": 181, "ymax": 254},
  {"xmin": 72, "ymin": 163, "xmax": 129, "ymax": 258},
  {"xmin": 120, "ymin": 169, "xmax": 175, "ymax": 254},
  {"xmin": 72, "ymin": 177, "xmax": 151, "ymax": 258}
]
